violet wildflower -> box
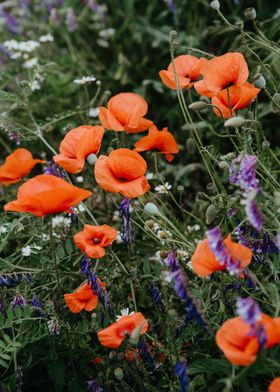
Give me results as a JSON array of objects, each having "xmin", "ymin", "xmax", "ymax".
[
  {"xmin": 164, "ymin": 251, "xmax": 179, "ymax": 272},
  {"xmin": 175, "ymin": 361, "xmax": 189, "ymax": 392},
  {"xmin": 165, "ymin": 0, "xmax": 177, "ymax": 14},
  {"xmin": 152, "ymin": 285, "xmax": 165, "ymax": 311},
  {"xmin": 31, "ymin": 295, "xmax": 42, "ymax": 309},
  {"xmin": 138, "ymin": 339, "xmax": 155, "ymax": 373},
  {"xmin": 86, "ymin": 379, "xmax": 103, "ymax": 392},
  {"xmin": 65, "ymin": 8, "xmax": 78, "ymax": 32},
  {"xmin": 11, "ymin": 294, "xmax": 27, "ymax": 308},
  {"xmin": 85, "ymin": 0, "xmax": 100, "ymax": 12},
  {"xmin": 242, "ymin": 192, "xmax": 264, "ymax": 231},
  {"xmin": 6, "ymin": 129, "xmax": 21, "ymax": 145},
  {"xmin": 44, "ymin": 160, "xmax": 66, "ymax": 178},
  {"xmin": 119, "ymin": 198, "xmax": 133, "ymax": 244},
  {"xmin": 0, "ymin": 7, "xmax": 20, "ymax": 34}
]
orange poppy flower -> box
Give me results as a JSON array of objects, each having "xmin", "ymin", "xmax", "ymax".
[
  {"xmin": 0, "ymin": 148, "xmax": 43, "ymax": 186},
  {"xmin": 134, "ymin": 124, "xmax": 179, "ymax": 162},
  {"xmin": 98, "ymin": 93, "xmax": 153, "ymax": 133},
  {"xmin": 268, "ymin": 378, "xmax": 280, "ymax": 392},
  {"xmin": 64, "ymin": 281, "xmax": 105, "ymax": 313},
  {"xmin": 4, "ymin": 174, "xmax": 92, "ymax": 217},
  {"xmin": 211, "ymin": 83, "xmax": 260, "ymax": 118},
  {"xmin": 191, "ymin": 235, "xmax": 252, "ymax": 277},
  {"xmin": 97, "ymin": 312, "xmax": 149, "ymax": 349},
  {"xmin": 194, "ymin": 52, "xmax": 249, "ymax": 98},
  {"xmin": 53, "ymin": 125, "xmax": 104, "ymax": 174},
  {"xmin": 216, "ymin": 314, "xmax": 280, "ymax": 366},
  {"xmin": 159, "ymin": 55, "xmax": 207, "ymax": 90},
  {"xmin": 74, "ymin": 224, "xmax": 117, "ymax": 258},
  {"xmin": 94, "ymin": 148, "xmax": 150, "ymax": 199}
]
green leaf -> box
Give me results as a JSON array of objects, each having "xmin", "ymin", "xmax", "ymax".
[
  {"xmin": 47, "ymin": 360, "xmax": 65, "ymax": 392},
  {"xmin": 0, "ymin": 358, "xmax": 9, "ymax": 368},
  {"xmin": 65, "ymin": 239, "xmax": 73, "ymax": 255},
  {"xmin": 6, "ymin": 307, "xmax": 14, "ymax": 321},
  {"xmin": 14, "ymin": 305, "xmax": 22, "ymax": 319},
  {"xmin": 0, "ymin": 352, "xmax": 11, "ymax": 361},
  {"xmin": 56, "ymin": 244, "xmax": 65, "ymax": 259}
]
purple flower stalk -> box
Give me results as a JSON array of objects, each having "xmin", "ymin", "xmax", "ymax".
[
  {"xmin": 43, "ymin": 160, "xmax": 66, "ymax": 178},
  {"xmin": 31, "ymin": 295, "xmax": 42, "ymax": 309},
  {"xmin": 0, "ymin": 7, "xmax": 20, "ymax": 34},
  {"xmin": 152, "ymin": 285, "xmax": 165, "ymax": 311},
  {"xmin": 11, "ymin": 294, "xmax": 27, "ymax": 308},
  {"xmin": 119, "ymin": 198, "xmax": 133, "ymax": 244},
  {"xmin": 138, "ymin": 339, "xmax": 155, "ymax": 373},
  {"xmin": 242, "ymin": 194, "xmax": 264, "ymax": 231},
  {"xmin": 86, "ymin": 380, "xmax": 103, "ymax": 392},
  {"xmin": 65, "ymin": 8, "xmax": 78, "ymax": 32},
  {"xmin": 165, "ymin": 0, "xmax": 177, "ymax": 14},
  {"xmin": 164, "ymin": 251, "xmax": 179, "ymax": 272},
  {"xmin": 175, "ymin": 361, "xmax": 189, "ymax": 392}
]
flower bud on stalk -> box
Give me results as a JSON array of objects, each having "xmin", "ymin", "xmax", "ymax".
[
  {"xmin": 144, "ymin": 202, "xmax": 159, "ymax": 216},
  {"xmin": 186, "ymin": 138, "xmax": 196, "ymax": 154},
  {"xmin": 224, "ymin": 116, "xmax": 245, "ymax": 128},
  {"xmin": 253, "ymin": 74, "xmax": 266, "ymax": 89},
  {"xmin": 86, "ymin": 153, "xmax": 97, "ymax": 165},
  {"xmin": 210, "ymin": 0, "xmax": 220, "ymax": 10},
  {"xmin": 205, "ymin": 204, "xmax": 217, "ymax": 225},
  {"xmin": 189, "ymin": 101, "xmax": 209, "ymax": 111},
  {"xmin": 244, "ymin": 7, "xmax": 257, "ymax": 21}
]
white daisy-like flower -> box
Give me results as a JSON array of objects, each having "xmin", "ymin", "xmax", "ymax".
[
  {"xmin": 23, "ymin": 57, "xmax": 39, "ymax": 69},
  {"xmin": 116, "ymin": 308, "xmax": 135, "ymax": 321},
  {"xmin": 99, "ymin": 28, "xmax": 115, "ymax": 39},
  {"xmin": 39, "ymin": 34, "xmax": 54, "ymax": 43},
  {"xmin": 146, "ymin": 172, "xmax": 155, "ymax": 180},
  {"xmin": 0, "ymin": 224, "xmax": 9, "ymax": 234},
  {"xmin": 10, "ymin": 52, "xmax": 22, "ymax": 60},
  {"xmin": 30, "ymin": 80, "xmax": 41, "ymax": 91},
  {"xmin": 21, "ymin": 246, "xmax": 32, "ymax": 257},
  {"xmin": 74, "ymin": 76, "xmax": 96, "ymax": 85},
  {"xmin": 88, "ymin": 107, "xmax": 99, "ymax": 118},
  {"xmin": 52, "ymin": 216, "xmax": 72, "ymax": 229},
  {"xmin": 154, "ymin": 182, "xmax": 172, "ymax": 194}
]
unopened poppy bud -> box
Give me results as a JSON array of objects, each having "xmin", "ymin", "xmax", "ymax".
[
  {"xmin": 262, "ymin": 140, "xmax": 270, "ymax": 149},
  {"xmin": 235, "ymin": 20, "xmax": 244, "ymax": 30},
  {"xmin": 253, "ymin": 73, "xmax": 266, "ymax": 89},
  {"xmin": 244, "ymin": 7, "xmax": 256, "ymax": 20},
  {"xmin": 200, "ymin": 96, "xmax": 210, "ymax": 104},
  {"xmin": 205, "ymin": 204, "xmax": 217, "ymax": 225},
  {"xmin": 210, "ymin": 0, "xmax": 220, "ymax": 10},
  {"xmin": 129, "ymin": 323, "xmax": 145, "ymax": 346},
  {"xmin": 169, "ymin": 30, "xmax": 178, "ymax": 40},
  {"xmin": 87, "ymin": 153, "xmax": 97, "ymax": 165},
  {"xmin": 114, "ymin": 367, "xmax": 124, "ymax": 381},
  {"xmin": 144, "ymin": 202, "xmax": 159, "ymax": 216},
  {"xmin": 186, "ymin": 138, "xmax": 196, "ymax": 154},
  {"xmin": 224, "ymin": 116, "xmax": 245, "ymax": 127},
  {"xmin": 189, "ymin": 101, "xmax": 209, "ymax": 111}
]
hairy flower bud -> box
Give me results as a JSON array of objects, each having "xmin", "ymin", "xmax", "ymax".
[
  {"xmin": 244, "ymin": 7, "xmax": 256, "ymax": 20},
  {"xmin": 144, "ymin": 202, "xmax": 159, "ymax": 215},
  {"xmin": 87, "ymin": 153, "xmax": 97, "ymax": 165},
  {"xmin": 253, "ymin": 74, "xmax": 266, "ymax": 89},
  {"xmin": 186, "ymin": 138, "xmax": 196, "ymax": 154},
  {"xmin": 205, "ymin": 204, "xmax": 217, "ymax": 225},
  {"xmin": 189, "ymin": 101, "xmax": 209, "ymax": 111},
  {"xmin": 169, "ymin": 29, "xmax": 178, "ymax": 40},
  {"xmin": 210, "ymin": 0, "xmax": 220, "ymax": 10},
  {"xmin": 224, "ymin": 116, "xmax": 245, "ymax": 128}
]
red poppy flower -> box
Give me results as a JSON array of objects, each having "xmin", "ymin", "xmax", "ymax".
[
  {"xmin": 97, "ymin": 312, "xmax": 149, "ymax": 348},
  {"xmin": 74, "ymin": 224, "xmax": 117, "ymax": 258},
  {"xmin": 90, "ymin": 357, "xmax": 104, "ymax": 365},
  {"xmin": 216, "ymin": 314, "xmax": 280, "ymax": 366},
  {"xmin": 94, "ymin": 148, "xmax": 150, "ymax": 198},
  {"xmin": 194, "ymin": 52, "xmax": 249, "ymax": 98},
  {"xmin": 159, "ymin": 55, "xmax": 207, "ymax": 90},
  {"xmin": 0, "ymin": 148, "xmax": 43, "ymax": 186},
  {"xmin": 53, "ymin": 125, "xmax": 104, "ymax": 174},
  {"xmin": 99, "ymin": 93, "xmax": 153, "ymax": 133},
  {"xmin": 64, "ymin": 281, "xmax": 105, "ymax": 313},
  {"xmin": 268, "ymin": 378, "xmax": 280, "ymax": 392},
  {"xmin": 211, "ymin": 83, "xmax": 260, "ymax": 118},
  {"xmin": 4, "ymin": 174, "xmax": 92, "ymax": 217},
  {"xmin": 191, "ymin": 235, "xmax": 252, "ymax": 277},
  {"xmin": 134, "ymin": 124, "xmax": 179, "ymax": 162}
]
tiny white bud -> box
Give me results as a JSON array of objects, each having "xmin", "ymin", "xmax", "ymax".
[
  {"xmin": 224, "ymin": 116, "xmax": 245, "ymax": 128},
  {"xmin": 87, "ymin": 153, "xmax": 97, "ymax": 165},
  {"xmin": 210, "ymin": 0, "xmax": 220, "ymax": 10},
  {"xmin": 144, "ymin": 202, "xmax": 159, "ymax": 216}
]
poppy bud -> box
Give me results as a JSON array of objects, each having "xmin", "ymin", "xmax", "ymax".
[
  {"xmin": 235, "ymin": 20, "xmax": 244, "ymax": 30},
  {"xmin": 144, "ymin": 202, "xmax": 159, "ymax": 216},
  {"xmin": 186, "ymin": 138, "xmax": 196, "ymax": 154},
  {"xmin": 224, "ymin": 116, "xmax": 245, "ymax": 128},
  {"xmin": 129, "ymin": 322, "xmax": 145, "ymax": 346},
  {"xmin": 253, "ymin": 74, "xmax": 266, "ymax": 89},
  {"xmin": 244, "ymin": 7, "xmax": 256, "ymax": 20},
  {"xmin": 210, "ymin": 0, "xmax": 220, "ymax": 10},
  {"xmin": 114, "ymin": 368, "xmax": 124, "ymax": 381},
  {"xmin": 86, "ymin": 153, "xmax": 97, "ymax": 165},
  {"xmin": 189, "ymin": 101, "xmax": 209, "ymax": 111},
  {"xmin": 205, "ymin": 204, "xmax": 217, "ymax": 225},
  {"xmin": 169, "ymin": 30, "xmax": 178, "ymax": 40}
]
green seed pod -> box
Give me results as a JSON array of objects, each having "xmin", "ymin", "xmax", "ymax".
[
  {"xmin": 114, "ymin": 368, "xmax": 124, "ymax": 381},
  {"xmin": 244, "ymin": 7, "xmax": 256, "ymax": 20},
  {"xmin": 224, "ymin": 116, "xmax": 245, "ymax": 128},
  {"xmin": 87, "ymin": 153, "xmax": 97, "ymax": 165},
  {"xmin": 205, "ymin": 204, "xmax": 217, "ymax": 225},
  {"xmin": 186, "ymin": 138, "xmax": 197, "ymax": 154},
  {"xmin": 144, "ymin": 202, "xmax": 159, "ymax": 216},
  {"xmin": 252, "ymin": 74, "xmax": 266, "ymax": 89},
  {"xmin": 189, "ymin": 101, "xmax": 209, "ymax": 111},
  {"xmin": 210, "ymin": 0, "xmax": 220, "ymax": 10}
]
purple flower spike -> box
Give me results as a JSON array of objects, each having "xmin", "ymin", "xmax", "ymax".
[
  {"xmin": 175, "ymin": 361, "xmax": 189, "ymax": 392},
  {"xmin": 164, "ymin": 251, "xmax": 179, "ymax": 272},
  {"xmin": 242, "ymin": 194, "xmax": 264, "ymax": 231},
  {"xmin": 65, "ymin": 8, "xmax": 78, "ymax": 32},
  {"xmin": 44, "ymin": 160, "xmax": 66, "ymax": 178},
  {"xmin": 119, "ymin": 198, "xmax": 133, "ymax": 244},
  {"xmin": 11, "ymin": 294, "xmax": 27, "ymax": 308},
  {"xmin": 0, "ymin": 7, "xmax": 20, "ymax": 34}
]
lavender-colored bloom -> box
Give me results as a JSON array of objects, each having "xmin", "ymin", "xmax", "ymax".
[
  {"xmin": 175, "ymin": 361, "xmax": 189, "ymax": 392},
  {"xmin": 165, "ymin": 0, "xmax": 177, "ymax": 14},
  {"xmin": 6, "ymin": 129, "xmax": 21, "ymax": 145},
  {"xmin": 275, "ymin": 233, "xmax": 280, "ymax": 251},
  {"xmin": 85, "ymin": 0, "xmax": 100, "ymax": 12},
  {"xmin": 43, "ymin": 160, "xmax": 66, "ymax": 178},
  {"xmin": 152, "ymin": 285, "xmax": 165, "ymax": 311},
  {"xmin": 164, "ymin": 251, "xmax": 179, "ymax": 272},
  {"xmin": 21, "ymin": 0, "xmax": 30, "ymax": 10},
  {"xmin": 242, "ymin": 193, "xmax": 264, "ymax": 231},
  {"xmin": 230, "ymin": 155, "xmax": 260, "ymax": 192},
  {"xmin": 119, "ymin": 198, "xmax": 133, "ymax": 244},
  {"xmin": 86, "ymin": 380, "xmax": 103, "ymax": 392},
  {"xmin": 31, "ymin": 295, "xmax": 42, "ymax": 308},
  {"xmin": 0, "ymin": 7, "xmax": 20, "ymax": 34},
  {"xmin": 49, "ymin": 8, "xmax": 60, "ymax": 25},
  {"xmin": 11, "ymin": 294, "xmax": 27, "ymax": 307},
  {"xmin": 227, "ymin": 208, "xmax": 237, "ymax": 219},
  {"xmin": 80, "ymin": 255, "xmax": 91, "ymax": 274},
  {"xmin": 173, "ymin": 269, "xmax": 188, "ymax": 301},
  {"xmin": 65, "ymin": 8, "xmax": 78, "ymax": 32}
]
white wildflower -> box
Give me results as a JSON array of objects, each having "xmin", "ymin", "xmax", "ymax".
[
  {"xmin": 99, "ymin": 28, "xmax": 115, "ymax": 39},
  {"xmin": 116, "ymin": 308, "xmax": 134, "ymax": 321},
  {"xmin": 47, "ymin": 318, "xmax": 61, "ymax": 335},
  {"xmin": 76, "ymin": 176, "xmax": 84, "ymax": 183},
  {"xmin": 78, "ymin": 203, "xmax": 86, "ymax": 212},
  {"xmin": 88, "ymin": 107, "xmax": 99, "ymax": 118},
  {"xmin": 30, "ymin": 80, "xmax": 41, "ymax": 91},
  {"xmin": 23, "ymin": 57, "xmax": 39, "ymax": 69},
  {"xmin": 146, "ymin": 172, "xmax": 155, "ymax": 180},
  {"xmin": 52, "ymin": 216, "xmax": 72, "ymax": 229},
  {"xmin": 21, "ymin": 246, "xmax": 32, "ymax": 257},
  {"xmin": 39, "ymin": 34, "xmax": 54, "ymax": 43},
  {"xmin": 74, "ymin": 76, "xmax": 96, "ymax": 85},
  {"xmin": 10, "ymin": 52, "xmax": 22, "ymax": 60},
  {"xmin": 154, "ymin": 182, "xmax": 172, "ymax": 194},
  {"xmin": 115, "ymin": 231, "xmax": 123, "ymax": 244}
]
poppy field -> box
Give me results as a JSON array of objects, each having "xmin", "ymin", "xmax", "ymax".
[{"xmin": 0, "ymin": 1, "xmax": 280, "ymax": 391}]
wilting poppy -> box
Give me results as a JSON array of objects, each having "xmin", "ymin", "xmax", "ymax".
[
  {"xmin": 0, "ymin": 148, "xmax": 43, "ymax": 186},
  {"xmin": 134, "ymin": 124, "xmax": 179, "ymax": 162},
  {"xmin": 191, "ymin": 235, "xmax": 252, "ymax": 277},
  {"xmin": 97, "ymin": 312, "xmax": 149, "ymax": 349},
  {"xmin": 53, "ymin": 125, "xmax": 104, "ymax": 174},
  {"xmin": 268, "ymin": 378, "xmax": 280, "ymax": 392},
  {"xmin": 159, "ymin": 55, "xmax": 207, "ymax": 90},
  {"xmin": 99, "ymin": 92, "xmax": 153, "ymax": 133},
  {"xmin": 94, "ymin": 148, "xmax": 150, "ymax": 198},
  {"xmin": 4, "ymin": 174, "xmax": 92, "ymax": 217},
  {"xmin": 212, "ymin": 83, "xmax": 260, "ymax": 118},
  {"xmin": 194, "ymin": 52, "xmax": 249, "ymax": 98},
  {"xmin": 64, "ymin": 281, "xmax": 105, "ymax": 313},
  {"xmin": 74, "ymin": 224, "xmax": 117, "ymax": 258},
  {"xmin": 216, "ymin": 314, "xmax": 280, "ymax": 366}
]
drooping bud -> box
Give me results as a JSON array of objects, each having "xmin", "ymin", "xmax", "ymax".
[
  {"xmin": 87, "ymin": 153, "xmax": 97, "ymax": 165},
  {"xmin": 205, "ymin": 204, "xmax": 217, "ymax": 225},
  {"xmin": 186, "ymin": 138, "xmax": 196, "ymax": 154},
  {"xmin": 189, "ymin": 101, "xmax": 209, "ymax": 111},
  {"xmin": 252, "ymin": 74, "xmax": 266, "ymax": 89},
  {"xmin": 224, "ymin": 116, "xmax": 245, "ymax": 128},
  {"xmin": 244, "ymin": 7, "xmax": 256, "ymax": 21},
  {"xmin": 114, "ymin": 368, "xmax": 124, "ymax": 381},
  {"xmin": 129, "ymin": 323, "xmax": 145, "ymax": 346},
  {"xmin": 210, "ymin": 0, "xmax": 220, "ymax": 10},
  {"xmin": 144, "ymin": 202, "xmax": 159, "ymax": 216}
]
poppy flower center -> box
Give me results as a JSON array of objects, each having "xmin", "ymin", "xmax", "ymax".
[{"xmin": 92, "ymin": 237, "xmax": 101, "ymax": 244}]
